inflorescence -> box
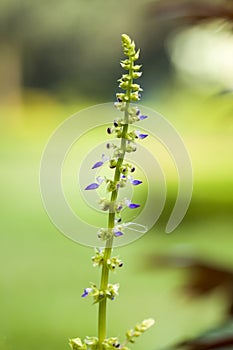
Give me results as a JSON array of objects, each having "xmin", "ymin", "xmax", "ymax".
[
  {"xmin": 84, "ymin": 34, "xmax": 148, "ymax": 243},
  {"xmin": 69, "ymin": 34, "xmax": 154, "ymax": 350},
  {"xmin": 69, "ymin": 318, "xmax": 155, "ymax": 350}
]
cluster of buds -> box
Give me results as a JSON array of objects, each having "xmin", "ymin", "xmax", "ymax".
[
  {"xmin": 69, "ymin": 318, "xmax": 155, "ymax": 350},
  {"xmin": 85, "ymin": 163, "xmax": 143, "ymax": 193},
  {"xmin": 97, "ymin": 228, "xmax": 114, "ymax": 240},
  {"xmin": 97, "ymin": 223, "xmax": 125, "ymax": 240},
  {"xmin": 96, "ymin": 197, "xmax": 141, "ymax": 242},
  {"xmin": 102, "ymin": 337, "xmax": 122, "ymax": 349},
  {"xmin": 125, "ymin": 319, "xmax": 155, "ymax": 344},
  {"xmin": 69, "ymin": 336, "xmax": 98, "ymax": 350},
  {"xmin": 106, "ymin": 124, "xmax": 148, "ymax": 141},
  {"xmin": 98, "ymin": 196, "xmax": 140, "ymax": 216},
  {"xmin": 116, "ymin": 34, "xmax": 142, "ymax": 103},
  {"xmin": 114, "ymin": 104, "xmax": 148, "ymax": 123},
  {"xmin": 81, "ymin": 283, "xmax": 120, "ymax": 303},
  {"xmin": 92, "ymin": 249, "xmax": 123, "ymax": 270}
]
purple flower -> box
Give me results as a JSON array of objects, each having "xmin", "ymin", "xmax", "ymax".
[
  {"xmin": 121, "ymin": 174, "xmax": 142, "ymax": 186},
  {"xmin": 135, "ymin": 130, "xmax": 148, "ymax": 139},
  {"xmin": 114, "ymin": 231, "xmax": 123, "ymax": 237},
  {"xmin": 92, "ymin": 154, "xmax": 109, "ymax": 169},
  {"xmin": 81, "ymin": 287, "xmax": 92, "ymax": 298},
  {"xmin": 84, "ymin": 176, "xmax": 104, "ymax": 191},
  {"xmin": 85, "ymin": 183, "xmax": 99, "ymax": 190},
  {"xmin": 139, "ymin": 134, "xmax": 148, "ymax": 139},
  {"xmin": 92, "ymin": 161, "xmax": 103, "ymax": 169},
  {"xmin": 128, "ymin": 203, "xmax": 140, "ymax": 209},
  {"xmin": 117, "ymin": 205, "xmax": 123, "ymax": 211},
  {"xmin": 130, "ymin": 179, "xmax": 142, "ymax": 186},
  {"xmin": 125, "ymin": 199, "xmax": 140, "ymax": 209},
  {"xmin": 139, "ymin": 115, "xmax": 148, "ymax": 120}
]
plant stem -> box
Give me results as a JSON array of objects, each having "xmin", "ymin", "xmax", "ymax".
[{"xmin": 98, "ymin": 58, "xmax": 133, "ymax": 350}]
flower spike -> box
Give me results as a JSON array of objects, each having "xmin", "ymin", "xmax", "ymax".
[{"xmin": 75, "ymin": 35, "xmax": 154, "ymax": 350}]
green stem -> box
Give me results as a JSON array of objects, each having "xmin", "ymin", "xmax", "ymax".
[{"xmin": 98, "ymin": 58, "xmax": 133, "ymax": 350}]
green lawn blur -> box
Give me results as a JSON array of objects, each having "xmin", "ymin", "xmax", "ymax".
[{"xmin": 0, "ymin": 89, "xmax": 232, "ymax": 350}]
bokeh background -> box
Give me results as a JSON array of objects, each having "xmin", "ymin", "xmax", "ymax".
[{"xmin": 0, "ymin": 0, "xmax": 233, "ymax": 349}]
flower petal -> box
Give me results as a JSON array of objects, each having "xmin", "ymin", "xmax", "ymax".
[
  {"xmin": 92, "ymin": 161, "xmax": 103, "ymax": 169},
  {"xmin": 114, "ymin": 231, "xmax": 124, "ymax": 237},
  {"xmin": 131, "ymin": 179, "xmax": 142, "ymax": 186},
  {"xmin": 96, "ymin": 176, "xmax": 105, "ymax": 184},
  {"xmin": 135, "ymin": 130, "xmax": 148, "ymax": 139},
  {"xmin": 81, "ymin": 287, "xmax": 92, "ymax": 297},
  {"xmin": 101, "ymin": 154, "xmax": 110, "ymax": 162},
  {"xmin": 124, "ymin": 199, "xmax": 140, "ymax": 209},
  {"xmin": 85, "ymin": 183, "xmax": 99, "ymax": 190},
  {"xmin": 128, "ymin": 203, "xmax": 140, "ymax": 209},
  {"xmin": 139, "ymin": 115, "xmax": 148, "ymax": 120},
  {"xmin": 138, "ymin": 133, "xmax": 148, "ymax": 139},
  {"xmin": 81, "ymin": 290, "xmax": 88, "ymax": 297}
]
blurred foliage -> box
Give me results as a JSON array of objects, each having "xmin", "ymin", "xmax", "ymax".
[
  {"xmin": 1, "ymin": 0, "xmax": 232, "ymax": 101},
  {"xmin": 148, "ymin": 0, "xmax": 233, "ymax": 24},
  {"xmin": 0, "ymin": 0, "xmax": 173, "ymax": 100}
]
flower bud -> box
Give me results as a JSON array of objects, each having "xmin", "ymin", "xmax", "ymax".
[
  {"xmin": 69, "ymin": 337, "xmax": 86, "ymax": 350},
  {"xmin": 107, "ymin": 180, "xmax": 116, "ymax": 192},
  {"xmin": 99, "ymin": 198, "xmax": 110, "ymax": 211},
  {"xmin": 109, "ymin": 159, "xmax": 117, "ymax": 169},
  {"xmin": 133, "ymin": 71, "xmax": 142, "ymax": 79},
  {"xmin": 122, "ymin": 34, "xmax": 131, "ymax": 45},
  {"xmin": 107, "ymin": 127, "xmax": 112, "ymax": 134},
  {"xmin": 84, "ymin": 337, "xmax": 98, "ymax": 347},
  {"xmin": 97, "ymin": 228, "xmax": 113, "ymax": 240}
]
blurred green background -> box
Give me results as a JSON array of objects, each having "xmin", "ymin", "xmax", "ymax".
[{"xmin": 0, "ymin": 1, "xmax": 233, "ymax": 349}]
